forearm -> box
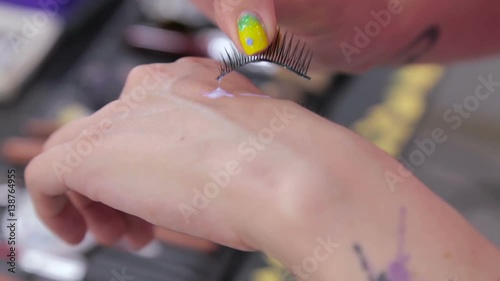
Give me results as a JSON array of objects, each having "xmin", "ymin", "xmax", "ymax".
[
  {"xmin": 339, "ymin": 0, "xmax": 500, "ymax": 69},
  {"xmin": 251, "ymin": 123, "xmax": 500, "ymax": 281}
]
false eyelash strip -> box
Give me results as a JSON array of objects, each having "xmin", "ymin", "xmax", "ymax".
[{"xmin": 217, "ymin": 30, "xmax": 313, "ymax": 80}]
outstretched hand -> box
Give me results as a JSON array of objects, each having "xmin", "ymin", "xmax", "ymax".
[{"xmin": 25, "ymin": 58, "xmax": 345, "ymax": 251}]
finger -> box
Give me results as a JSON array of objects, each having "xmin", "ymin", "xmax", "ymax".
[
  {"xmin": 120, "ymin": 60, "xmax": 263, "ymax": 101},
  {"xmin": 29, "ymin": 192, "xmax": 87, "ymax": 244},
  {"xmin": 1, "ymin": 137, "xmax": 44, "ymax": 165},
  {"xmin": 124, "ymin": 215, "xmax": 155, "ymax": 250},
  {"xmin": 119, "ymin": 63, "xmax": 174, "ymax": 98},
  {"xmin": 43, "ymin": 116, "xmax": 95, "ymax": 151},
  {"xmin": 67, "ymin": 191, "xmax": 127, "ymax": 246},
  {"xmin": 173, "ymin": 57, "xmax": 263, "ymax": 94},
  {"xmin": 154, "ymin": 228, "xmax": 218, "ymax": 252},
  {"xmin": 26, "ymin": 147, "xmax": 87, "ymax": 244},
  {"xmin": 43, "ymin": 101, "xmax": 120, "ymax": 152},
  {"xmin": 212, "ymin": 0, "xmax": 277, "ymax": 55}
]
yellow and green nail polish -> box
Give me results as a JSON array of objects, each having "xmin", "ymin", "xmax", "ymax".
[{"xmin": 237, "ymin": 13, "xmax": 269, "ymax": 55}]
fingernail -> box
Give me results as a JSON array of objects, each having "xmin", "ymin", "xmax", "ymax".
[{"xmin": 237, "ymin": 12, "xmax": 269, "ymax": 55}]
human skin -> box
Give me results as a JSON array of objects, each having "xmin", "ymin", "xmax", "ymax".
[
  {"xmin": 0, "ymin": 120, "xmax": 216, "ymax": 251},
  {"xmin": 190, "ymin": 0, "xmax": 500, "ymax": 71},
  {"xmin": 25, "ymin": 58, "xmax": 500, "ymax": 281}
]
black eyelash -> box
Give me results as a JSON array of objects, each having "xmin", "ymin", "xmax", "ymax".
[{"xmin": 217, "ymin": 30, "xmax": 313, "ymax": 80}]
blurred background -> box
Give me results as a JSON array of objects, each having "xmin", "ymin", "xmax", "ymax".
[{"xmin": 0, "ymin": 0, "xmax": 498, "ymax": 280}]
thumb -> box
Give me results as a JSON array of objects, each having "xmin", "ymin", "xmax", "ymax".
[{"xmin": 213, "ymin": 0, "xmax": 277, "ymax": 55}]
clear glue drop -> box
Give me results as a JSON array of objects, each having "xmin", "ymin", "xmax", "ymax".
[
  {"xmin": 205, "ymin": 76, "xmax": 270, "ymax": 99},
  {"xmin": 204, "ymin": 87, "xmax": 235, "ymax": 99}
]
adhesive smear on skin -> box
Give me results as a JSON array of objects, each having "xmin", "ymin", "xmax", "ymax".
[
  {"xmin": 204, "ymin": 88, "xmax": 270, "ymax": 99},
  {"xmin": 204, "ymin": 87, "xmax": 235, "ymax": 99}
]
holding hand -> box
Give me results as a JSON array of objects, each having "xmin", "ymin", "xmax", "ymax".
[
  {"xmin": 25, "ymin": 58, "xmax": 355, "ymax": 251},
  {"xmin": 190, "ymin": 0, "xmax": 439, "ymax": 71},
  {"xmin": 24, "ymin": 58, "xmax": 500, "ymax": 281}
]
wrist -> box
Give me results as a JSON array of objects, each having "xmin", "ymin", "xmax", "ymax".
[
  {"xmin": 242, "ymin": 157, "xmax": 342, "ymax": 274},
  {"xmin": 235, "ymin": 121, "xmax": 400, "ymax": 278}
]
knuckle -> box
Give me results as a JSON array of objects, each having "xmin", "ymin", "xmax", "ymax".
[
  {"xmin": 175, "ymin": 57, "xmax": 215, "ymax": 69},
  {"xmin": 172, "ymin": 57, "xmax": 219, "ymax": 85},
  {"xmin": 282, "ymin": 99, "xmax": 298, "ymax": 108},
  {"xmin": 67, "ymin": 158, "xmax": 105, "ymax": 203},
  {"xmin": 98, "ymin": 100, "xmax": 122, "ymax": 114},
  {"xmin": 80, "ymin": 173, "xmax": 103, "ymax": 203},
  {"xmin": 127, "ymin": 64, "xmax": 149, "ymax": 80},
  {"xmin": 126, "ymin": 64, "xmax": 165, "ymax": 84},
  {"xmin": 123, "ymin": 64, "xmax": 173, "ymax": 97},
  {"xmin": 24, "ymin": 157, "xmax": 38, "ymax": 191},
  {"xmin": 43, "ymin": 128, "xmax": 66, "ymax": 151},
  {"xmin": 175, "ymin": 56, "xmax": 202, "ymax": 65},
  {"xmin": 43, "ymin": 117, "xmax": 91, "ymax": 152}
]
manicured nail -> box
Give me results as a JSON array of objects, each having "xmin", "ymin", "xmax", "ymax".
[{"xmin": 237, "ymin": 13, "xmax": 269, "ymax": 55}]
